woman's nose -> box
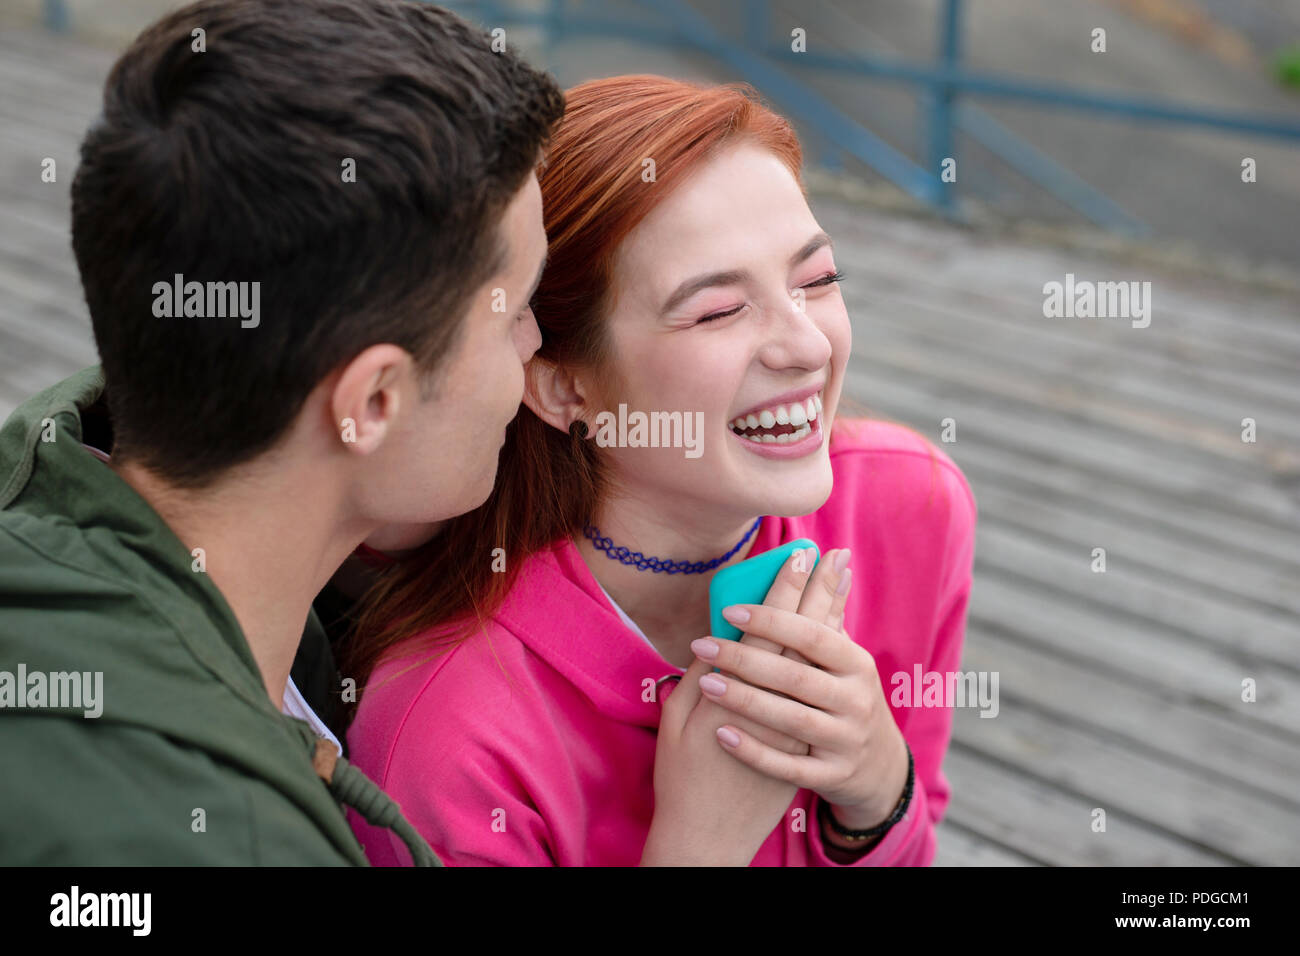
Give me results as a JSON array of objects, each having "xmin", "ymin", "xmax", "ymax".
[{"xmin": 756, "ymin": 291, "xmax": 833, "ymax": 370}]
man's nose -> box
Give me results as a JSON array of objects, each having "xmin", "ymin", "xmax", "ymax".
[{"xmin": 518, "ymin": 306, "xmax": 542, "ymax": 361}]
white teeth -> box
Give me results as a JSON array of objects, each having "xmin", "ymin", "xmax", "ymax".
[
  {"xmin": 774, "ymin": 432, "xmax": 791, "ymax": 444},
  {"xmin": 746, "ymin": 433, "xmax": 762, "ymax": 442},
  {"xmin": 760, "ymin": 433, "xmax": 777, "ymax": 443},
  {"xmin": 730, "ymin": 392, "xmax": 823, "ymax": 435}
]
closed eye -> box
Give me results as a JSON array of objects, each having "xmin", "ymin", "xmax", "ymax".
[
  {"xmin": 695, "ymin": 272, "xmax": 842, "ymax": 325},
  {"xmin": 696, "ymin": 304, "xmax": 746, "ymax": 324},
  {"xmin": 802, "ymin": 270, "xmax": 844, "ymax": 289}
]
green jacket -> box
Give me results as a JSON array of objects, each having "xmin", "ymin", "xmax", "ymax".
[{"xmin": 0, "ymin": 367, "xmax": 438, "ymax": 865}]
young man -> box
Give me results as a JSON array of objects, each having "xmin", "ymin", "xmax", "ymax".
[{"xmin": 0, "ymin": 0, "xmax": 562, "ymax": 865}]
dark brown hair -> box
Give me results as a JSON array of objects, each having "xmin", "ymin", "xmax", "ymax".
[{"xmin": 72, "ymin": 0, "xmax": 563, "ymax": 487}]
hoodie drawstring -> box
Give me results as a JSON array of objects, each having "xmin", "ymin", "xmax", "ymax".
[{"xmin": 312, "ymin": 738, "xmax": 442, "ymax": 867}]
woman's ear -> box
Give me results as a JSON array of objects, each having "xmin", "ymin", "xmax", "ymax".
[{"xmin": 523, "ymin": 358, "xmax": 588, "ymax": 435}]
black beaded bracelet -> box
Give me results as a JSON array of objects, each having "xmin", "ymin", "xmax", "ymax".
[{"xmin": 819, "ymin": 742, "xmax": 914, "ymax": 842}]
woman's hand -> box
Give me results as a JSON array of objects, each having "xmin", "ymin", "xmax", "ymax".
[
  {"xmin": 689, "ymin": 550, "xmax": 911, "ymax": 832},
  {"xmin": 641, "ymin": 652, "xmax": 801, "ymax": 866},
  {"xmin": 641, "ymin": 550, "xmax": 824, "ymax": 866}
]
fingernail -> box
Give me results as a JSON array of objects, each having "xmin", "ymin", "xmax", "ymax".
[
  {"xmin": 836, "ymin": 566, "xmax": 852, "ymax": 595},
  {"xmin": 833, "ymin": 548, "xmax": 851, "ymax": 574},
  {"xmin": 690, "ymin": 638, "xmax": 719, "ymax": 661},
  {"xmin": 717, "ymin": 727, "xmax": 741, "ymax": 747},
  {"xmin": 721, "ymin": 605, "xmax": 750, "ymax": 625},
  {"xmin": 700, "ymin": 674, "xmax": 727, "ymax": 696}
]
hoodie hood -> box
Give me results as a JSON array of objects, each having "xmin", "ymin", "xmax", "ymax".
[{"xmin": 492, "ymin": 518, "xmax": 788, "ymax": 729}]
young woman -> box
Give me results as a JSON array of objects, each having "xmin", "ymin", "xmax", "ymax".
[{"xmin": 343, "ymin": 75, "xmax": 977, "ymax": 866}]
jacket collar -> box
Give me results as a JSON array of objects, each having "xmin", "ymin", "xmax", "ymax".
[{"xmin": 0, "ymin": 366, "xmax": 270, "ymax": 710}]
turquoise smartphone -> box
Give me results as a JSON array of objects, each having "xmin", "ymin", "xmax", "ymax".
[{"xmin": 708, "ymin": 538, "xmax": 820, "ymax": 641}]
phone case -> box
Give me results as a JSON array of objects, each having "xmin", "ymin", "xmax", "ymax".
[{"xmin": 708, "ymin": 538, "xmax": 820, "ymax": 640}]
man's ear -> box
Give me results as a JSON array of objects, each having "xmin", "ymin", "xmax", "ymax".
[
  {"xmin": 330, "ymin": 344, "xmax": 414, "ymax": 455},
  {"xmin": 523, "ymin": 358, "xmax": 588, "ymax": 435}
]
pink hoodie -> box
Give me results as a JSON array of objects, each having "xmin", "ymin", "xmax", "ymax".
[{"xmin": 348, "ymin": 419, "xmax": 977, "ymax": 866}]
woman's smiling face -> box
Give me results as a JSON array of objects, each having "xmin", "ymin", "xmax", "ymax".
[{"xmin": 589, "ymin": 139, "xmax": 851, "ymax": 524}]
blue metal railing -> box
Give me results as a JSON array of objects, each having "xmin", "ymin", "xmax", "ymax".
[
  {"xmin": 465, "ymin": 0, "xmax": 1300, "ymax": 235},
  {"xmin": 42, "ymin": 0, "xmax": 68, "ymax": 33},
  {"xmin": 928, "ymin": 0, "xmax": 962, "ymax": 213},
  {"xmin": 43, "ymin": 0, "xmax": 1300, "ymax": 235}
]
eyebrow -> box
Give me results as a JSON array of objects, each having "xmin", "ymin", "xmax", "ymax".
[{"xmin": 658, "ymin": 231, "xmax": 834, "ymax": 316}]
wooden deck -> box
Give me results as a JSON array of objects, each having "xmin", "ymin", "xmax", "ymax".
[
  {"xmin": 812, "ymin": 203, "xmax": 1300, "ymax": 865},
  {"xmin": 2, "ymin": 26, "xmax": 1298, "ymax": 866}
]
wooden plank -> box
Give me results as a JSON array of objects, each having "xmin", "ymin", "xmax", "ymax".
[
  {"xmin": 0, "ymin": 195, "xmax": 74, "ymax": 239},
  {"xmin": 858, "ymin": 329, "xmax": 1299, "ymax": 469},
  {"xmin": 851, "ymin": 289, "xmax": 1300, "ymax": 447},
  {"xmin": 844, "ymin": 271, "xmax": 1300, "ymax": 409},
  {"xmin": 971, "ymin": 524, "xmax": 1300, "ymax": 671},
  {"xmin": 0, "ymin": 193, "xmax": 76, "ymax": 245},
  {"xmin": 965, "ymin": 471, "xmax": 1300, "ymax": 617},
  {"xmin": 0, "ymin": 299, "xmax": 92, "ymax": 408},
  {"xmin": 842, "ymin": 370, "xmax": 1300, "ymax": 571},
  {"xmin": 0, "ymin": 221, "xmax": 83, "ymax": 286},
  {"xmin": 0, "ymin": 210, "xmax": 80, "ymax": 265},
  {"xmin": 931, "ymin": 241, "xmax": 1300, "ymax": 350},
  {"xmin": 0, "ymin": 310, "xmax": 92, "ymax": 369},
  {"xmin": 951, "ymin": 704, "xmax": 1299, "ymax": 864},
  {"xmin": 834, "ymin": 257, "xmax": 1300, "ymax": 387},
  {"xmin": 932, "ymin": 819, "xmax": 1036, "ymax": 866},
  {"xmin": 935, "ymin": 436, "xmax": 1300, "ymax": 572},
  {"xmin": 960, "ymin": 627, "xmax": 1300, "ymax": 805},
  {"xmin": 0, "ymin": 29, "xmax": 116, "ymax": 76},
  {"xmin": 967, "ymin": 574, "xmax": 1300, "ymax": 739},
  {"xmin": 972, "ymin": 520, "xmax": 1300, "ymax": 669},
  {"xmin": 0, "ymin": 381, "xmax": 37, "ymax": 421},
  {"xmin": 0, "ymin": 355, "xmax": 85, "ymax": 416},
  {"xmin": 0, "ymin": 78, "xmax": 100, "ymax": 117},
  {"xmin": 0, "ymin": 288, "xmax": 97, "ymax": 362},
  {"xmin": 0, "ymin": 99, "xmax": 100, "ymax": 140},
  {"xmin": 843, "ymin": 363, "xmax": 1300, "ymax": 526},
  {"xmin": 818, "ymin": 202, "xmax": 1300, "ymax": 356},
  {"xmin": 941, "ymin": 746, "xmax": 1230, "ymax": 865},
  {"xmin": 0, "ymin": 39, "xmax": 103, "ymax": 79}
]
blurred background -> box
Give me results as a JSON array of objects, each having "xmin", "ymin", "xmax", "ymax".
[{"xmin": 1, "ymin": 0, "xmax": 1297, "ymax": 865}]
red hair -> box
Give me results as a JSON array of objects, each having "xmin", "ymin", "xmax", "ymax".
[{"xmin": 343, "ymin": 76, "xmax": 807, "ymax": 691}]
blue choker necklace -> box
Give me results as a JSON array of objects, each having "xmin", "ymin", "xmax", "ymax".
[{"xmin": 582, "ymin": 517, "xmax": 763, "ymax": 575}]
